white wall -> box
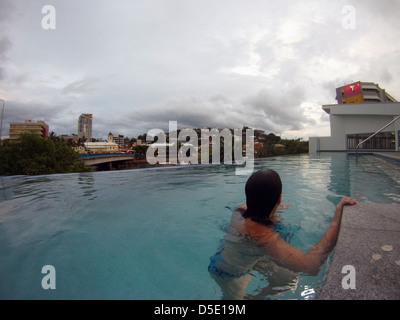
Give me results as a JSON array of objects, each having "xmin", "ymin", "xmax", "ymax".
[{"xmin": 310, "ymin": 103, "xmax": 400, "ymax": 153}]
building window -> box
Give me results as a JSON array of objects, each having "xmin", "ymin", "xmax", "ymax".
[{"xmin": 347, "ymin": 132, "xmax": 395, "ymax": 150}]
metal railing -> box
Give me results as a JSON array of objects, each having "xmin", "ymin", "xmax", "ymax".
[{"xmin": 356, "ymin": 115, "xmax": 400, "ymax": 158}]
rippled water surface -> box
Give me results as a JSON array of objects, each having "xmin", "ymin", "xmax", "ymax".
[{"xmin": 0, "ymin": 153, "xmax": 399, "ymax": 299}]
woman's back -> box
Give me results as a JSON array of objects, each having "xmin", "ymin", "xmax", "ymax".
[{"xmin": 211, "ymin": 208, "xmax": 275, "ymax": 277}]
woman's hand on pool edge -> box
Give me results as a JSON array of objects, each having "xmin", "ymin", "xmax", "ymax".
[{"xmin": 338, "ymin": 196, "xmax": 357, "ymax": 208}]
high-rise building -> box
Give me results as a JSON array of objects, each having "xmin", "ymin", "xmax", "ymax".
[
  {"xmin": 9, "ymin": 120, "xmax": 49, "ymax": 141},
  {"xmin": 335, "ymin": 81, "xmax": 397, "ymax": 104},
  {"xmin": 78, "ymin": 114, "xmax": 92, "ymax": 142}
]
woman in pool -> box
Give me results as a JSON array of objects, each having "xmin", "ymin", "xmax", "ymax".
[{"xmin": 209, "ymin": 168, "xmax": 357, "ymax": 300}]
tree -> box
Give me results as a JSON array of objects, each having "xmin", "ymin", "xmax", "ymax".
[
  {"xmin": 256, "ymin": 137, "xmax": 308, "ymax": 158},
  {"xmin": 137, "ymin": 133, "xmax": 147, "ymax": 141},
  {"xmin": 132, "ymin": 145, "xmax": 148, "ymax": 155},
  {"xmin": 0, "ymin": 133, "xmax": 92, "ymax": 176}
]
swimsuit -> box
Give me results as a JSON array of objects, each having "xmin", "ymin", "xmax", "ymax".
[{"xmin": 208, "ymin": 250, "xmax": 251, "ymax": 279}]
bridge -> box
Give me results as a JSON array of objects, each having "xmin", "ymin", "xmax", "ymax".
[{"xmin": 79, "ymin": 153, "xmax": 139, "ymax": 169}]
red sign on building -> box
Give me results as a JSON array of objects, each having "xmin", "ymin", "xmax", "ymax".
[{"xmin": 343, "ymin": 81, "xmax": 362, "ymax": 97}]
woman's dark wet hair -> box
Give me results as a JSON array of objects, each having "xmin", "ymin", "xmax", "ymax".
[{"xmin": 242, "ymin": 168, "xmax": 282, "ymax": 225}]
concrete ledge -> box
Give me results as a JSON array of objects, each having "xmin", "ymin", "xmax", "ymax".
[
  {"xmin": 371, "ymin": 152, "xmax": 400, "ymax": 162},
  {"xmin": 318, "ymin": 202, "xmax": 400, "ymax": 300}
]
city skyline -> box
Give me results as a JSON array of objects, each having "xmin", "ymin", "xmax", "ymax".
[{"xmin": 1, "ymin": 1, "xmax": 400, "ymax": 141}]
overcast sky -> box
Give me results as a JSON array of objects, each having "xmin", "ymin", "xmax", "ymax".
[{"xmin": 1, "ymin": 0, "xmax": 400, "ymax": 140}]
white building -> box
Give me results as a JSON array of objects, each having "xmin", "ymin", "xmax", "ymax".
[
  {"xmin": 84, "ymin": 141, "xmax": 118, "ymax": 153},
  {"xmin": 310, "ymin": 82, "xmax": 400, "ymax": 154},
  {"xmin": 309, "ymin": 102, "xmax": 400, "ymax": 153}
]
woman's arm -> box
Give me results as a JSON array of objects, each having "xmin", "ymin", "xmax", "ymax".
[
  {"xmin": 315, "ymin": 196, "xmax": 357, "ymax": 253},
  {"xmin": 262, "ymin": 196, "xmax": 357, "ymax": 275}
]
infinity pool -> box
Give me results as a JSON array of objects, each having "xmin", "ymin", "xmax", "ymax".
[{"xmin": 0, "ymin": 153, "xmax": 399, "ymax": 299}]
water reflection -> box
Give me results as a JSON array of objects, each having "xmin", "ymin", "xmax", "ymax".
[
  {"xmin": 324, "ymin": 153, "xmax": 351, "ymax": 206},
  {"xmin": 349, "ymin": 154, "xmax": 400, "ymax": 204},
  {"xmin": 0, "ymin": 176, "xmax": 55, "ymax": 202},
  {"xmin": 77, "ymin": 173, "xmax": 97, "ymax": 201},
  {"xmin": 0, "ymin": 177, "xmax": 7, "ymax": 202},
  {"xmin": 0, "ymin": 172, "xmax": 100, "ymax": 204},
  {"xmin": 247, "ymin": 258, "xmax": 299, "ymax": 299}
]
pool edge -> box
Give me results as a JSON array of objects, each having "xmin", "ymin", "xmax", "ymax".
[{"xmin": 317, "ymin": 202, "xmax": 400, "ymax": 300}]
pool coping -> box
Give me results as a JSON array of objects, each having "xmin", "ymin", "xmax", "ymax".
[
  {"xmin": 347, "ymin": 151, "xmax": 400, "ymax": 162},
  {"xmin": 317, "ymin": 202, "xmax": 400, "ymax": 300}
]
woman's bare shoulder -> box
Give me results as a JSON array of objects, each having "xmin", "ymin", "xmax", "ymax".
[
  {"xmin": 231, "ymin": 203, "xmax": 246, "ymax": 218},
  {"xmin": 235, "ymin": 203, "xmax": 247, "ymax": 211}
]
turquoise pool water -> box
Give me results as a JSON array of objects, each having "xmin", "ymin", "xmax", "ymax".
[{"xmin": 0, "ymin": 153, "xmax": 399, "ymax": 299}]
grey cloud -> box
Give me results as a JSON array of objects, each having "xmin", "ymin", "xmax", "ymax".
[
  {"xmin": 99, "ymin": 95, "xmax": 248, "ymax": 139},
  {"xmin": 0, "ymin": 37, "xmax": 12, "ymax": 81},
  {"xmin": 0, "ymin": 0, "xmax": 14, "ymax": 22},
  {"xmin": 355, "ymin": 0, "xmax": 400, "ymax": 26},
  {"xmin": 0, "ymin": 37, "xmax": 12, "ymax": 59},
  {"xmin": 2, "ymin": 101, "xmax": 64, "ymax": 123},
  {"xmin": 241, "ymin": 87, "xmax": 309, "ymax": 132},
  {"xmin": 0, "ymin": 100, "xmax": 78, "ymax": 137},
  {"xmin": 0, "ymin": 0, "xmax": 14, "ymax": 82},
  {"xmin": 118, "ymin": 86, "xmax": 311, "ymax": 138},
  {"xmin": 380, "ymin": 69, "xmax": 393, "ymax": 85},
  {"xmin": 2, "ymin": 1, "xmax": 400, "ymax": 141},
  {"xmin": 62, "ymin": 76, "xmax": 99, "ymax": 96}
]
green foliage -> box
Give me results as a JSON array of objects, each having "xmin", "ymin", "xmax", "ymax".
[
  {"xmin": 0, "ymin": 133, "xmax": 92, "ymax": 176},
  {"xmin": 132, "ymin": 145, "xmax": 148, "ymax": 155},
  {"xmin": 256, "ymin": 137, "xmax": 309, "ymax": 158}
]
